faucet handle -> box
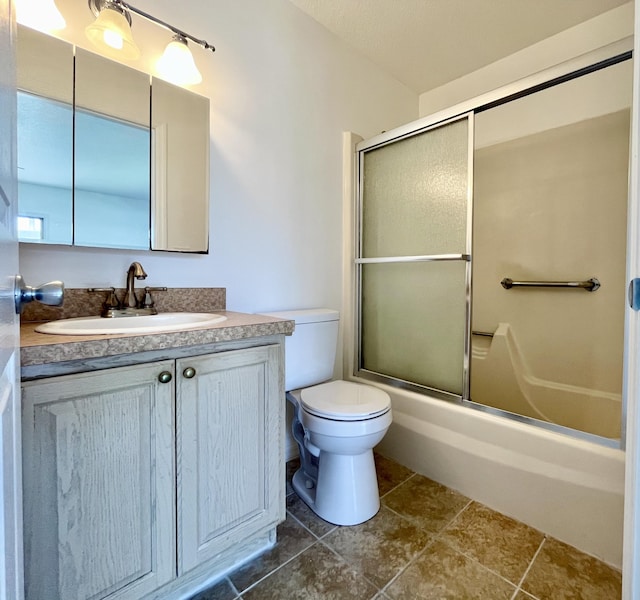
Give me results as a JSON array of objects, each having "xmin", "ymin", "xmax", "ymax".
[
  {"xmin": 88, "ymin": 287, "xmax": 121, "ymax": 314},
  {"xmin": 142, "ymin": 286, "xmax": 167, "ymax": 310}
]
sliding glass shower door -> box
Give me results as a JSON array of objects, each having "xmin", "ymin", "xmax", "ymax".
[
  {"xmin": 357, "ymin": 115, "xmax": 473, "ymax": 397},
  {"xmin": 355, "ymin": 50, "xmax": 630, "ymax": 443}
]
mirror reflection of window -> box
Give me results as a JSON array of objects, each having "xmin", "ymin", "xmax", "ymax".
[
  {"xmin": 17, "ymin": 91, "xmax": 72, "ymax": 245},
  {"xmin": 17, "ymin": 215, "xmax": 44, "ymax": 241}
]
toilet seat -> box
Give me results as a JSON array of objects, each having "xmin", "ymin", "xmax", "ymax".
[{"xmin": 300, "ymin": 380, "xmax": 390, "ymax": 421}]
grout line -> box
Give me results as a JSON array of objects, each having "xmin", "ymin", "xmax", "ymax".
[
  {"xmin": 435, "ymin": 535, "xmax": 520, "ymax": 594},
  {"xmin": 285, "ymin": 507, "xmax": 338, "ymax": 540},
  {"xmin": 318, "ymin": 539, "xmax": 387, "ymax": 595},
  {"xmin": 510, "ymin": 537, "xmax": 546, "ymax": 600},
  {"xmin": 379, "ymin": 472, "xmax": 417, "ymax": 499},
  {"xmin": 380, "ymin": 536, "xmax": 439, "ymax": 595},
  {"xmin": 285, "ymin": 508, "xmax": 322, "ymax": 539},
  {"xmin": 425, "ymin": 499, "xmax": 473, "ymax": 548},
  {"xmin": 316, "ymin": 526, "xmax": 339, "ymax": 541},
  {"xmin": 380, "ymin": 502, "xmax": 416, "ymax": 522},
  {"xmin": 382, "ymin": 496, "xmax": 472, "ymax": 542},
  {"xmin": 237, "ymin": 538, "xmax": 320, "ymax": 597},
  {"xmin": 437, "ymin": 498, "xmax": 474, "ymax": 533},
  {"xmin": 225, "ymin": 576, "xmax": 241, "ymax": 598}
]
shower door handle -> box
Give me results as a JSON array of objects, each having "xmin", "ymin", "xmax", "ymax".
[{"xmin": 629, "ymin": 278, "xmax": 640, "ymax": 311}]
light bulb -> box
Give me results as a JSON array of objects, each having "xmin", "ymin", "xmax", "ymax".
[
  {"xmin": 157, "ymin": 36, "xmax": 202, "ymax": 86},
  {"xmin": 103, "ymin": 29, "xmax": 123, "ymax": 50},
  {"xmin": 16, "ymin": 0, "xmax": 66, "ymax": 32}
]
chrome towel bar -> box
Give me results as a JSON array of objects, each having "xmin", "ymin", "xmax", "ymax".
[{"xmin": 500, "ymin": 277, "xmax": 600, "ymax": 292}]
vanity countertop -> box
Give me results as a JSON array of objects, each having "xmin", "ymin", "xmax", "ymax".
[{"xmin": 21, "ymin": 311, "xmax": 294, "ymax": 368}]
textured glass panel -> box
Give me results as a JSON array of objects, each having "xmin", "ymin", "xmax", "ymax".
[
  {"xmin": 361, "ymin": 261, "xmax": 467, "ymax": 395},
  {"xmin": 362, "ymin": 118, "xmax": 469, "ymax": 258}
]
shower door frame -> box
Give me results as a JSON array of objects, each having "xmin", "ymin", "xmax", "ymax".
[
  {"xmin": 355, "ymin": 112, "xmax": 474, "ymax": 402},
  {"xmin": 354, "ymin": 37, "xmax": 633, "ymax": 450}
]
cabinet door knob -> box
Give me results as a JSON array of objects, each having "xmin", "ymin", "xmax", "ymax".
[
  {"xmin": 183, "ymin": 367, "xmax": 196, "ymax": 379},
  {"xmin": 158, "ymin": 371, "xmax": 173, "ymax": 384}
]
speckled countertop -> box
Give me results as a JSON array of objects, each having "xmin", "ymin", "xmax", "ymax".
[{"xmin": 21, "ymin": 311, "xmax": 294, "ymax": 368}]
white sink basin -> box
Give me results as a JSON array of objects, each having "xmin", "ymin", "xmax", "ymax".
[{"xmin": 35, "ymin": 312, "xmax": 227, "ymax": 335}]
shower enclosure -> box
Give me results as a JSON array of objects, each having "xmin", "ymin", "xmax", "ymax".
[{"xmin": 355, "ymin": 47, "xmax": 632, "ymax": 445}]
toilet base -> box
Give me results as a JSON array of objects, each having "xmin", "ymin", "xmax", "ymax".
[{"xmin": 292, "ymin": 449, "xmax": 380, "ymax": 526}]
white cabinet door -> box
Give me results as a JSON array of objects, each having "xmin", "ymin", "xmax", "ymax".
[
  {"xmin": 22, "ymin": 362, "xmax": 176, "ymax": 600},
  {"xmin": 177, "ymin": 345, "xmax": 284, "ymax": 574}
]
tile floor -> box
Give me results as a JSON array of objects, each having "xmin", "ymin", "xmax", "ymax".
[{"xmin": 189, "ymin": 454, "xmax": 622, "ymax": 600}]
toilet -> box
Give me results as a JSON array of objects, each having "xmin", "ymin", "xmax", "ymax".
[{"xmin": 263, "ymin": 308, "xmax": 392, "ymax": 526}]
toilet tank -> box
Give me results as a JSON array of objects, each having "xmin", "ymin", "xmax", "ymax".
[{"xmin": 261, "ymin": 308, "xmax": 339, "ymax": 391}]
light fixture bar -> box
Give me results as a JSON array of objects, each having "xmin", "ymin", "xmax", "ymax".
[{"xmin": 94, "ymin": 0, "xmax": 216, "ymax": 53}]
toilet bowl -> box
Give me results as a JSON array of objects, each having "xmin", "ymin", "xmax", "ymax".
[
  {"xmin": 261, "ymin": 309, "xmax": 392, "ymax": 526},
  {"xmin": 289, "ymin": 380, "xmax": 391, "ymax": 525}
]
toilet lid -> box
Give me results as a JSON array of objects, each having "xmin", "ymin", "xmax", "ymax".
[{"xmin": 300, "ymin": 380, "xmax": 390, "ymax": 420}]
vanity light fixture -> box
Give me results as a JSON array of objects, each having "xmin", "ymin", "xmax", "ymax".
[
  {"xmin": 85, "ymin": 0, "xmax": 140, "ymax": 59},
  {"xmin": 86, "ymin": 0, "xmax": 215, "ymax": 85},
  {"xmin": 16, "ymin": 0, "xmax": 66, "ymax": 32}
]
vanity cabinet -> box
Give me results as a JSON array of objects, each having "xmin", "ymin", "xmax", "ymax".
[{"xmin": 22, "ymin": 344, "xmax": 284, "ymax": 600}]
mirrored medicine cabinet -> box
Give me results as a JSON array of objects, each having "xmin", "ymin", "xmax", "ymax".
[{"xmin": 17, "ymin": 25, "xmax": 210, "ymax": 253}]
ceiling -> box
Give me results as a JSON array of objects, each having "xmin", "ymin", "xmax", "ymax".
[{"xmin": 287, "ymin": 0, "xmax": 631, "ymax": 94}]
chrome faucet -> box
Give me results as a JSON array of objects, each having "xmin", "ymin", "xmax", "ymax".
[{"xmin": 123, "ymin": 261, "xmax": 147, "ymax": 309}]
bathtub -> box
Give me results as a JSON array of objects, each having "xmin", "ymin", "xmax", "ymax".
[
  {"xmin": 471, "ymin": 323, "xmax": 622, "ymax": 439},
  {"xmin": 370, "ymin": 381, "xmax": 625, "ymax": 568}
]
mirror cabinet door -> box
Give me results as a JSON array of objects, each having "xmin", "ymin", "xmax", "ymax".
[
  {"xmin": 16, "ymin": 26, "xmax": 210, "ymax": 254},
  {"xmin": 151, "ymin": 78, "xmax": 209, "ymax": 253},
  {"xmin": 17, "ymin": 26, "xmax": 73, "ymax": 245},
  {"xmin": 74, "ymin": 49, "xmax": 151, "ymax": 250}
]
